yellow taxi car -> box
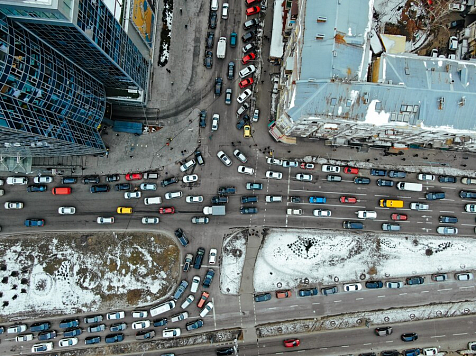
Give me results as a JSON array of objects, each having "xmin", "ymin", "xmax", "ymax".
[
  {"xmin": 117, "ymin": 207, "xmax": 133, "ymax": 214},
  {"xmin": 243, "ymin": 125, "xmax": 251, "ymax": 138}
]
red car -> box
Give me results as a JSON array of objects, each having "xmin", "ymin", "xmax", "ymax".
[
  {"xmin": 391, "ymin": 213, "xmax": 408, "ymax": 221},
  {"xmin": 343, "ymin": 167, "xmax": 359, "ymax": 174},
  {"xmin": 241, "ymin": 52, "xmax": 256, "ymax": 64},
  {"xmin": 246, "ymin": 6, "xmax": 260, "ymax": 16},
  {"xmin": 283, "ymin": 339, "xmax": 300, "ymax": 347},
  {"xmin": 239, "ymin": 78, "xmax": 254, "ymax": 89},
  {"xmin": 125, "ymin": 173, "xmax": 142, "ymax": 181},
  {"xmin": 159, "ymin": 207, "xmax": 175, "ymax": 214},
  {"xmin": 340, "ymin": 196, "xmax": 357, "ymax": 204},
  {"xmin": 276, "ymin": 290, "xmax": 291, "ymax": 298}
]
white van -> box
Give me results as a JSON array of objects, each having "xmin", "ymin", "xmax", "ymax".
[
  {"xmin": 150, "ymin": 300, "xmax": 176, "ymax": 317},
  {"xmin": 144, "ymin": 197, "xmax": 162, "ymax": 205},
  {"xmin": 211, "ymin": 0, "xmax": 218, "ymax": 11},
  {"xmin": 396, "ymin": 182, "xmax": 423, "ymax": 192}
]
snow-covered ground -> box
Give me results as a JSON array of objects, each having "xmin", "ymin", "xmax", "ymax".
[
  {"xmin": 220, "ymin": 231, "xmax": 247, "ymax": 295},
  {"xmin": 254, "ymin": 228, "xmax": 476, "ymax": 292},
  {"xmin": 0, "ymin": 232, "xmax": 179, "ymax": 319}
]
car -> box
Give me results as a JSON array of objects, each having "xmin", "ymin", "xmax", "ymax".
[
  {"xmin": 197, "ymin": 291, "xmax": 210, "ymax": 308},
  {"xmin": 186, "ymin": 319, "xmax": 204, "ymax": 331},
  {"xmin": 313, "ymin": 209, "xmax": 331, "ymax": 217},
  {"xmin": 382, "ymin": 223, "xmax": 401, "ymax": 231},
  {"xmin": 436, "ymin": 226, "xmax": 458, "ymax": 234},
  {"xmin": 84, "ymin": 315, "xmax": 103, "ymax": 324},
  {"xmin": 84, "ymin": 336, "xmax": 101, "ymax": 344},
  {"xmin": 125, "ymin": 173, "xmax": 142, "ymax": 181},
  {"xmin": 209, "ymin": 11, "xmax": 217, "ymax": 28},
  {"xmin": 6, "ymin": 177, "xmax": 28, "ymax": 185},
  {"xmin": 455, "ymin": 272, "xmax": 473, "ymax": 280},
  {"xmin": 298, "ymin": 288, "xmax": 318, "ymax": 297},
  {"xmin": 375, "ymin": 326, "xmax": 393, "ymax": 336},
  {"xmin": 243, "ymin": 125, "xmax": 251, "ymax": 138},
  {"xmin": 377, "ymin": 179, "xmax": 394, "ymax": 187},
  {"xmin": 186, "ymin": 196, "xmax": 203, "ymax": 204},
  {"xmin": 252, "ymin": 108, "xmax": 259, "ymax": 122},
  {"xmin": 203, "ymin": 269, "xmax": 215, "ymax": 287},
  {"xmin": 215, "ymin": 77, "xmax": 223, "ymax": 96},
  {"xmin": 344, "ymin": 283, "xmax": 362, "ymax": 291},
  {"xmin": 163, "ymin": 328, "xmax": 181, "ymax": 338},
  {"xmin": 209, "ymin": 248, "xmax": 217, "ymax": 264},
  {"xmin": 180, "ymin": 159, "xmax": 196, "ymax": 172},
  {"xmin": 194, "ymin": 247, "xmax": 205, "ymax": 269},
  {"xmin": 389, "ymin": 170, "xmax": 406, "ymax": 178},
  {"xmin": 283, "ymin": 338, "xmax": 300, "ymax": 347},
  {"xmin": 356, "ymin": 210, "xmax": 377, "ymax": 219},
  {"xmin": 165, "ymin": 191, "xmax": 182, "ymax": 200},
  {"xmin": 203, "ymin": 50, "xmax": 213, "ymax": 68},
  {"xmin": 117, "ymin": 206, "xmax": 132, "ymax": 214},
  {"xmin": 239, "ymin": 77, "xmax": 254, "ymax": 89},
  {"xmin": 426, "ymin": 192, "xmax": 445, "ymax": 200},
  {"xmin": 246, "ymin": 5, "xmax": 260, "ymax": 15},
  {"xmin": 4, "ymin": 201, "xmax": 24, "ymax": 209},
  {"xmin": 124, "ymin": 191, "xmax": 141, "ymax": 199},
  {"xmin": 105, "ymin": 333, "xmax": 124, "ymax": 344},
  {"xmin": 266, "ymin": 171, "xmax": 283, "ymax": 180},
  {"xmin": 31, "ymin": 342, "xmax": 54, "ymax": 353},
  {"xmin": 161, "ymin": 177, "xmax": 178, "ymax": 187},
  {"xmin": 343, "ymin": 221, "xmax": 363, "ymax": 229},
  {"xmin": 27, "ymin": 185, "xmax": 47, "ymax": 192},
  {"xmin": 418, "ymin": 173, "xmax": 435, "ymax": 181},
  {"xmin": 34, "ymin": 176, "xmax": 53, "ymax": 184},
  {"xmin": 465, "ymin": 204, "xmax": 476, "ymax": 212},
  {"xmin": 321, "ymin": 164, "xmax": 340, "ymax": 173},
  {"xmin": 38, "ymin": 330, "xmax": 57, "ymax": 340},
  {"xmin": 237, "ymin": 166, "xmax": 254, "ymax": 175},
  {"xmin": 211, "ymin": 113, "xmax": 220, "ymax": 131},
  {"xmin": 243, "ymin": 18, "xmax": 259, "ymax": 30},
  {"xmin": 406, "ymin": 276, "xmax": 424, "ymax": 285},
  {"xmin": 239, "ymin": 65, "xmax": 256, "ymax": 80},
  {"xmin": 296, "ymin": 173, "xmax": 312, "ymax": 181},
  {"xmin": 276, "ymin": 290, "xmax": 291, "ymax": 298},
  {"xmin": 365, "ymin": 281, "xmax": 383, "ymax": 289},
  {"xmin": 242, "ymin": 43, "xmax": 256, "ymax": 53},
  {"xmin": 242, "ymin": 52, "xmax": 256, "ymax": 64},
  {"xmin": 59, "ymin": 319, "xmax": 79, "ymax": 328},
  {"xmin": 254, "ymin": 293, "xmax": 271, "ymax": 302},
  {"xmin": 237, "ymin": 89, "xmax": 252, "ymax": 104},
  {"xmin": 344, "ymin": 166, "xmax": 359, "ymax": 174},
  {"xmin": 25, "ymin": 218, "xmax": 45, "ymax": 227},
  {"xmin": 439, "ymin": 175, "xmax": 456, "ymax": 183},
  {"xmin": 132, "ymin": 320, "xmax": 151, "ymax": 330},
  {"xmin": 321, "ymin": 286, "xmax": 338, "ymax": 295},
  {"xmin": 241, "ymin": 207, "xmax": 258, "ymax": 214},
  {"xmin": 460, "ymin": 190, "xmax": 476, "ymax": 199},
  {"xmin": 401, "ymin": 333, "xmax": 418, "ymax": 342},
  {"xmin": 140, "ymin": 183, "xmax": 157, "ymax": 191},
  {"xmin": 233, "ymin": 149, "xmax": 247, "ymax": 163},
  {"xmin": 106, "ymin": 311, "xmax": 125, "ymax": 320},
  {"xmin": 230, "ymin": 32, "xmax": 237, "ymax": 47},
  {"xmin": 142, "ymin": 217, "xmax": 159, "ymax": 224},
  {"xmin": 422, "ymin": 348, "xmax": 438, "ymax": 355},
  {"xmin": 410, "ymin": 202, "xmax": 429, "ymax": 211},
  {"xmin": 114, "ymin": 183, "xmax": 130, "ymax": 191},
  {"xmin": 31, "ymin": 322, "xmax": 51, "ymax": 332},
  {"xmin": 354, "ymin": 177, "xmax": 370, "ymax": 184},
  {"xmin": 88, "ymin": 324, "xmax": 106, "ymax": 333},
  {"xmin": 175, "ymin": 228, "xmax": 189, "ymax": 247},
  {"xmin": 246, "ymin": 182, "xmax": 263, "ymax": 190},
  {"xmin": 192, "ymin": 216, "xmax": 209, "ymax": 224},
  {"xmin": 16, "ymin": 333, "xmax": 34, "ymax": 342},
  {"xmin": 370, "ymin": 169, "xmax": 387, "ymax": 176},
  {"xmin": 242, "ymin": 30, "xmax": 255, "ymax": 42},
  {"xmin": 391, "ymin": 213, "xmax": 407, "ymax": 221},
  {"xmin": 386, "ymin": 281, "xmax": 403, "ymax": 288}
]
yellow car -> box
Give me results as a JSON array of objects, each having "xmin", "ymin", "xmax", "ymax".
[
  {"xmin": 117, "ymin": 207, "xmax": 133, "ymax": 214},
  {"xmin": 243, "ymin": 125, "xmax": 251, "ymax": 138}
]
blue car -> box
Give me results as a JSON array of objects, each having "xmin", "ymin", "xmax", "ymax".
[
  {"xmin": 298, "ymin": 288, "xmax": 318, "ymax": 297},
  {"xmin": 309, "ymin": 196, "xmax": 326, "ymax": 204},
  {"xmin": 24, "ymin": 219, "xmax": 45, "ymax": 227}
]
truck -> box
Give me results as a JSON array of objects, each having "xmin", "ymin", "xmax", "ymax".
[
  {"xmin": 396, "ymin": 182, "xmax": 423, "ymax": 192},
  {"xmin": 112, "ymin": 121, "xmax": 143, "ymax": 135},
  {"xmin": 217, "ymin": 37, "xmax": 226, "ymax": 59},
  {"xmin": 203, "ymin": 206, "xmax": 226, "ymax": 215}
]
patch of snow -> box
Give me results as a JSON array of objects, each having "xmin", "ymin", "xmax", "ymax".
[{"xmin": 220, "ymin": 231, "xmax": 247, "ymax": 295}]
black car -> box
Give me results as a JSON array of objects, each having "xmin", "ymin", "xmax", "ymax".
[
  {"xmin": 64, "ymin": 327, "xmax": 82, "ymax": 337},
  {"xmin": 388, "ymin": 170, "xmax": 406, "ymax": 178},
  {"xmin": 401, "ymin": 333, "xmax": 418, "ymax": 342},
  {"xmin": 242, "ymin": 30, "xmax": 255, "ymax": 42},
  {"xmin": 161, "ymin": 176, "xmax": 178, "ymax": 187},
  {"xmin": 153, "ymin": 318, "xmax": 167, "ymax": 327},
  {"xmin": 354, "ymin": 177, "xmax": 370, "ymax": 184},
  {"xmin": 365, "ymin": 280, "xmax": 383, "ymax": 288},
  {"xmin": 209, "ymin": 11, "xmax": 217, "ymax": 29},
  {"xmin": 215, "ymin": 77, "xmax": 223, "ymax": 96},
  {"xmin": 27, "ymin": 185, "xmax": 47, "ymax": 192},
  {"xmin": 85, "ymin": 336, "xmax": 101, "ymax": 344},
  {"xmin": 204, "ymin": 50, "xmax": 213, "ymax": 69},
  {"xmin": 206, "ymin": 31, "xmax": 214, "ymax": 49},
  {"xmin": 194, "ymin": 247, "xmax": 205, "ymax": 269},
  {"xmin": 241, "ymin": 207, "xmax": 258, "ymax": 214},
  {"xmin": 216, "ymin": 347, "xmax": 234, "ymax": 356},
  {"xmin": 439, "ymin": 175, "xmax": 456, "ymax": 183},
  {"xmin": 370, "ymin": 169, "xmax": 387, "ymax": 176},
  {"xmin": 38, "ymin": 330, "xmax": 57, "ymax": 340},
  {"xmin": 90, "ymin": 184, "xmax": 110, "ymax": 193},
  {"xmin": 174, "ymin": 228, "xmax": 189, "ymax": 247},
  {"xmin": 105, "ymin": 333, "xmax": 124, "ymax": 344},
  {"xmin": 460, "ymin": 190, "xmax": 476, "ymax": 198},
  {"xmin": 377, "ymin": 179, "xmax": 394, "ymax": 187},
  {"xmin": 114, "ymin": 183, "xmax": 131, "ymax": 191},
  {"xmin": 82, "ymin": 176, "xmax": 100, "ymax": 184},
  {"xmin": 106, "ymin": 174, "xmax": 120, "ymax": 182},
  {"xmin": 199, "ymin": 111, "xmax": 207, "ymax": 128},
  {"xmin": 227, "ymin": 61, "xmax": 235, "ymax": 79}
]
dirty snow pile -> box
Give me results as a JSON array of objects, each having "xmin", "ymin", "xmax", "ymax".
[
  {"xmin": 254, "ymin": 228, "xmax": 476, "ymax": 292},
  {"xmin": 220, "ymin": 231, "xmax": 247, "ymax": 295}
]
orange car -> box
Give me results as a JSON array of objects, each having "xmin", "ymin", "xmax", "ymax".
[{"xmin": 276, "ymin": 290, "xmax": 291, "ymax": 299}]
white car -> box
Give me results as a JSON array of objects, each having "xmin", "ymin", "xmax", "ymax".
[
  {"xmin": 4, "ymin": 202, "xmax": 23, "ymax": 209},
  {"xmin": 58, "ymin": 337, "xmax": 78, "ymax": 347},
  {"xmin": 31, "ymin": 342, "xmax": 53, "ymax": 353},
  {"xmin": 217, "ymin": 151, "xmax": 232, "ymax": 166},
  {"xmin": 106, "ymin": 311, "xmax": 125, "ymax": 320},
  {"xmin": 140, "ymin": 183, "xmax": 157, "ymax": 191},
  {"xmin": 97, "ymin": 217, "xmax": 114, "ymax": 224},
  {"xmin": 165, "ymin": 191, "xmax": 183, "ymax": 200},
  {"xmin": 132, "ymin": 320, "xmax": 151, "ymax": 330},
  {"xmin": 237, "ymin": 89, "xmax": 252, "ymax": 104},
  {"xmin": 124, "ymin": 191, "xmax": 141, "ymax": 199},
  {"xmin": 163, "ymin": 328, "xmax": 181, "ymax": 338},
  {"xmin": 141, "ymin": 217, "xmax": 159, "ymax": 224},
  {"xmin": 200, "ymin": 302, "xmax": 214, "ymax": 317},
  {"xmin": 183, "ymin": 174, "xmax": 198, "ymax": 183},
  {"xmin": 321, "ymin": 165, "xmax": 340, "ymax": 173},
  {"xmin": 58, "ymin": 207, "xmax": 75, "ymax": 215},
  {"xmin": 16, "ymin": 333, "xmax": 34, "ymax": 342},
  {"xmin": 181, "ymin": 295, "xmax": 195, "ymax": 309},
  {"xmin": 233, "ymin": 149, "xmax": 247, "ymax": 163},
  {"xmin": 344, "ymin": 283, "xmax": 362, "ymax": 292},
  {"xmin": 171, "ymin": 312, "xmax": 189, "ymax": 323},
  {"xmin": 356, "ymin": 210, "xmax": 377, "ymax": 219},
  {"xmin": 33, "ymin": 176, "xmax": 53, "ymax": 184},
  {"xmin": 191, "ymin": 276, "xmax": 200, "ymax": 293},
  {"xmin": 179, "ymin": 159, "xmax": 196, "ymax": 172},
  {"xmin": 209, "ymin": 248, "xmax": 217, "ymax": 264},
  {"xmin": 238, "ymin": 166, "xmax": 254, "ymax": 175},
  {"xmin": 296, "ymin": 173, "xmax": 312, "ymax": 181},
  {"xmin": 132, "ymin": 311, "xmax": 148, "ymax": 318},
  {"xmin": 186, "ymin": 195, "xmax": 204, "ymax": 203},
  {"xmin": 239, "ymin": 64, "xmax": 256, "ymax": 78},
  {"xmin": 211, "ymin": 114, "xmax": 219, "ymax": 131},
  {"xmin": 422, "ymin": 348, "xmax": 438, "ymax": 355},
  {"xmin": 266, "ymin": 157, "xmax": 283, "ymax": 166},
  {"xmin": 6, "ymin": 177, "xmax": 28, "ymax": 185},
  {"xmin": 418, "ymin": 173, "xmax": 435, "ymax": 181},
  {"xmin": 266, "ymin": 171, "xmax": 283, "ymax": 180},
  {"xmin": 313, "ymin": 209, "xmax": 331, "ymax": 217}
]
